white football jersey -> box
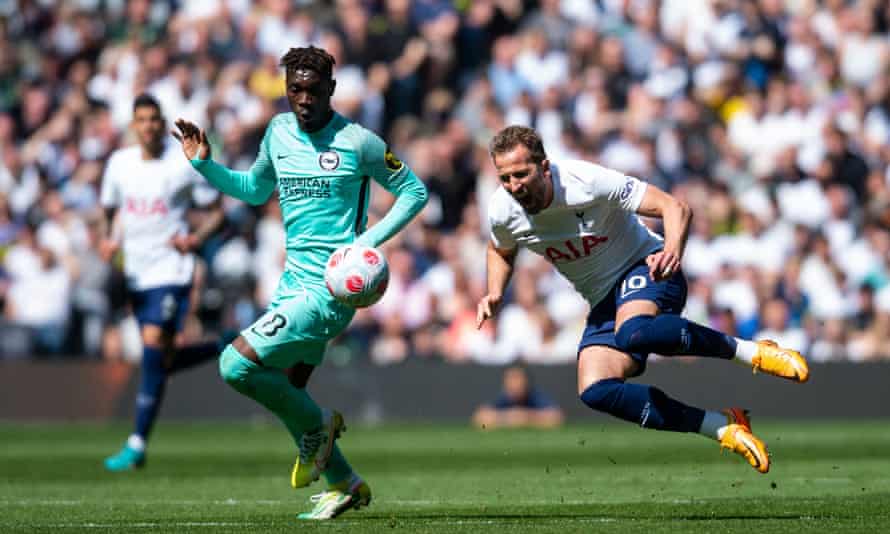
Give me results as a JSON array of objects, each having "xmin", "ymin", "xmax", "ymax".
[
  {"xmin": 488, "ymin": 159, "xmax": 662, "ymax": 307},
  {"xmin": 100, "ymin": 140, "xmax": 218, "ymax": 290}
]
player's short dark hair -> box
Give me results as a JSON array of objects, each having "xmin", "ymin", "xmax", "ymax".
[
  {"xmin": 489, "ymin": 125, "xmax": 547, "ymax": 164},
  {"xmin": 279, "ymin": 46, "xmax": 336, "ymax": 80},
  {"xmin": 133, "ymin": 93, "xmax": 162, "ymax": 114}
]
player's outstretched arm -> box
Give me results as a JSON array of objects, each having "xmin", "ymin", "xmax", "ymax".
[
  {"xmin": 476, "ymin": 241, "xmax": 517, "ymax": 329},
  {"xmin": 172, "ymin": 118, "xmax": 275, "ymax": 206},
  {"xmin": 635, "ymin": 184, "xmax": 692, "ymax": 282}
]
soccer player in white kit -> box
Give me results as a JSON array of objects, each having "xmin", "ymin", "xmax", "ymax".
[
  {"xmin": 100, "ymin": 94, "xmax": 225, "ymax": 471},
  {"xmin": 477, "ymin": 126, "xmax": 810, "ymax": 474}
]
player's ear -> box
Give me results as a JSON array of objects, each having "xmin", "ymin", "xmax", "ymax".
[{"xmin": 541, "ymin": 159, "xmax": 550, "ymax": 173}]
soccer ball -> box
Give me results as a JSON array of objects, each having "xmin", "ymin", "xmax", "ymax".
[{"xmin": 325, "ymin": 244, "xmax": 390, "ymax": 308}]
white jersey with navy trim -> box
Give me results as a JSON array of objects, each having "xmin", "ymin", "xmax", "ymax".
[
  {"xmin": 487, "ymin": 159, "xmax": 663, "ymax": 307},
  {"xmin": 100, "ymin": 140, "xmax": 218, "ymax": 290}
]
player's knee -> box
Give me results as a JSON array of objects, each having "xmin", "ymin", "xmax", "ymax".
[
  {"xmin": 579, "ymin": 378, "xmax": 624, "ymax": 412},
  {"xmin": 614, "ymin": 315, "xmax": 655, "ymax": 354},
  {"xmin": 218, "ymin": 345, "xmax": 250, "ymax": 392}
]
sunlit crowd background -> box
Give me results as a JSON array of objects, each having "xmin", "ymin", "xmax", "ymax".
[{"xmin": 0, "ymin": 0, "xmax": 888, "ymax": 365}]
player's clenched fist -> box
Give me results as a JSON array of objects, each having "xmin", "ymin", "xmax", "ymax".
[
  {"xmin": 170, "ymin": 234, "xmax": 199, "ymax": 254},
  {"xmin": 172, "ymin": 118, "xmax": 211, "ymax": 161},
  {"xmin": 476, "ymin": 293, "xmax": 503, "ymax": 329},
  {"xmin": 646, "ymin": 249, "xmax": 680, "ymax": 282}
]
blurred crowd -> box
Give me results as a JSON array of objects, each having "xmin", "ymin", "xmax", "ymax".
[{"xmin": 0, "ymin": 0, "xmax": 888, "ymax": 365}]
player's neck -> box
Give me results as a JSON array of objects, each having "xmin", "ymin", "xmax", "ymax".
[
  {"xmin": 299, "ymin": 110, "xmax": 335, "ymax": 134},
  {"xmin": 542, "ymin": 172, "xmax": 555, "ymax": 211},
  {"xmin": 140, "ymin": 141, "xmax": 164, "ymax": 160}
]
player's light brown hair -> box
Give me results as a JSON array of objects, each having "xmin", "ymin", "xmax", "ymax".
[
  {"xmin": 280, "ymin": 46, "xmax": 336, "ymax": 80},
  {"xmin": 489, "ymin": 125, "xmax": 547, "ymax": 164}
]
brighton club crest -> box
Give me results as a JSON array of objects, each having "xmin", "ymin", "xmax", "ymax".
[{"xmin": 318, "ymin": 150, "xmax": 340, "ymax": 171}]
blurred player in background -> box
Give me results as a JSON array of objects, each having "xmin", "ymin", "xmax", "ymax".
[
  {"xmin": 477, "ymin": 126, "xmax": 810, "ymax": 474},
  {"xmin": 173, "ymin": 46, "xmax": 427, "ymax": 520},
  {"xmin": 100, "ymin": 94, "xmax": 225, "ymax": 471},
  {"xmin": 472, "ymin": 365, "xmax": 564, "ymax": 429}
]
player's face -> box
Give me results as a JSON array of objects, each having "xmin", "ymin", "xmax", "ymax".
[
  {"xmin": 131, "ymin": 105, "xmax": 165, "ymax": 150},
  {"xmin": 504, "ymin": 367, "xmax": 529, "ymax": 400},
  {"xmin": 493, "ymin": 144, "xmax": 553, "ymax": 215},
  {"xmin": 286, "ymin": 68, "xmax": 335, "ymax": 132}
]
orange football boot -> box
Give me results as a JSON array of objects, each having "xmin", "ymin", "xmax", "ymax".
[
  {"xmin": 719, "ymin": 408, "xmax": 770, "ymax": 474},
  {"xmin": 752, "ymin": 340, "xmax": 809, "ymax": 383}
]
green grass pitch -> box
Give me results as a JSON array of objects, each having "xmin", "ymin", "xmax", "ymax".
[{"xmin": 2, "ymin": 421, "xmax": 889, "ymax": 533}]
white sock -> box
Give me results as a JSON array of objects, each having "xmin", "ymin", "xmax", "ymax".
[
  {"xmin": 127, "ymin": 434, "xmax": 146, "ymax": 452},
  {"xmin": 698, "ymin": 411, "xmax": 730, "ymax": 440},
  {"xmin": 733, "ymin": 339, "xmax": 758, "ymax": 365}
]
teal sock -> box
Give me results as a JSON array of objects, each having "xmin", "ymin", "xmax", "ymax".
[
  {"xmin": 324, "ymin": 444, "xmax": 355, "ymax": 486},
  {"xmin": 218, "ymin": 345, "xmax": 323, "ymax": 444}
]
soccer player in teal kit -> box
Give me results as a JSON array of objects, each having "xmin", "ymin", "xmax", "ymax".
[{"xmin": 172, "ymin": 46, "xmax": 427, "ymax": 520}]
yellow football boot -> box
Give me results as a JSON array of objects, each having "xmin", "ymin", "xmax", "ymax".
[
  {"xmin": 719, "ymin": 408, "xmax": 770, "ymax": 474},
  {"xmin": 752, "ymin": 340, "xmax": 809, "ymax": 383},
  {"xmin": 291, "ymin": 410, "xmax": 346, "ymax": 489}
]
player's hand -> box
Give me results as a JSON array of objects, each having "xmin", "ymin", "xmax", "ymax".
[
  {"xmin": 171, "ymin": 234, "xmax": 198, "ymax": 253},
  {"xmin": 646, "ymin": 250, "xmax": 680, "ymax": 282},
  {"xmin": 476, "ymin": 293, "xmax": 502, "ymax": 329},
  {"xmin": 171, "ymin": 119, "xmax": 211, "ymax": 161},
  {"xmin": 99, "ymin": 238, "xmax": 120, "ymax": 262}
]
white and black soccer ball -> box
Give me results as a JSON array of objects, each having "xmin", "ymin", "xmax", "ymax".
[{"xmin": 324, "ymin": 244, "xmax": 390, "ymax": 308}]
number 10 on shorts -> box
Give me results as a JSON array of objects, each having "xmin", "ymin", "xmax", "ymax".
[{"xmin": 620, "ymin": 275, "xmax": 647, "ymax": 298}]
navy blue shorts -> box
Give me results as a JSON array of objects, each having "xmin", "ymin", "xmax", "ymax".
[
  {"xmin": 577, "ymin": 258, "xmax": 687, "ymax": 376},
  {"xmin": 128, "ymin": 284, "xmax": 192, "ymax": 333}
]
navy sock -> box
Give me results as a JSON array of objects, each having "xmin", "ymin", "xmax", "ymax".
[
  {"xmin": 580, "ymin": 378, "xmax": 705, "ymax": 432},
  {"xmin": 134, "ymin": 346, "xmax": 166, "ymax": 440},
  {"xmin": 167, "ymin": 341, "xmax": 220, "ymax": 374},
  {"xmin": 615, "ymin": 314, "xmax": 736, "ymax": 359}
]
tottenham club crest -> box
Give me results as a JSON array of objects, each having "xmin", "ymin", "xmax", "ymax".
[{"xmin": 318, "ymin": 150, "xmax": 340, "ymax": 171}]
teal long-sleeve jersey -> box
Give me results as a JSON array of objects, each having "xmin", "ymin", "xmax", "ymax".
[{"xmin": 192, "ymin": 112, "xmax": 428, "ymax": 292}]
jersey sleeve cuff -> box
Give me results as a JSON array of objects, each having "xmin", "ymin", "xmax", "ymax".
[
  {"xmin": 190, "ymin": 156, "xmax": 210, "ymax": 169},
  {"xmin": 628, "ymin": 181, "xmax": 647, "ymax": 212}
]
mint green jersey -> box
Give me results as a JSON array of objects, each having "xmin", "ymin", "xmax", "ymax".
[
  {"xmin": 255, "ymin": 112, "xmax": 419, "ymax": 292},
  {"xmin": 194, "ymin": 111, "xmax": 427, "ymax": 297}
]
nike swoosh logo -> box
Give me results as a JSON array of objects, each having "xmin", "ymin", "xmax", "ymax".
[
  {"xmin": 277, "ymin": 154, "xmax": 293, "ymax": 160},
  {"xmin": 739, "ymin": 433, "xmax": 764, "ymax": 470}
]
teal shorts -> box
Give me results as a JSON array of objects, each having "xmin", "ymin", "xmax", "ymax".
[{"xmin": 242, "ymin": 284, "xmax": 354, "ymax": 369}]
